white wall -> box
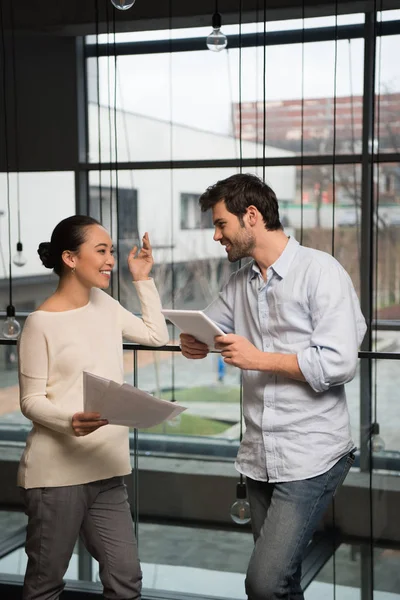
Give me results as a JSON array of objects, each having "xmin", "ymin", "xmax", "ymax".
[
  {"xmin": 89, "ymin": 105, "xmax": 297, "ymax": 264},
  {"xmin": 0, "ymin": 172, "xmax": 75, "ymax": 279}
]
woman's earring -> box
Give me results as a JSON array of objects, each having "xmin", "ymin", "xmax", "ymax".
[{"xmin": 71, "ymin": 266, "xmax": 76, "ymax": 274}]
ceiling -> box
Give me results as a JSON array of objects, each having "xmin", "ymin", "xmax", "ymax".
[{"xmin": 3, "ymin": 0, "xmax": 399, "ymax": 37}]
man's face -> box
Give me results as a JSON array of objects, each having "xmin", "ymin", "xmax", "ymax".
[{"xmin": 212, "ymin": 200, "xmax": 256, "ymax": 262}]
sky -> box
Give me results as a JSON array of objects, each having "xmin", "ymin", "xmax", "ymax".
[{"xmin": 90, "ymin": 9, "xmax": 400, "ymax": 136}]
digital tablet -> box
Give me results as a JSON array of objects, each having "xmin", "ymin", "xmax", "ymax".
[{"xmin": 161, "ymin": 309, "xmax": 225, "ymax": 350}]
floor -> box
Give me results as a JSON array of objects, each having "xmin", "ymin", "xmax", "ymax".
[{"xmin": 1, "ymin": 512, "xmax": 400, "ymax": 599}]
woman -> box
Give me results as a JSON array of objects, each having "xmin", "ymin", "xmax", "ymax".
[{"xmin": 18, "ymin": 215, "xmax": 169, "ymax": 600}]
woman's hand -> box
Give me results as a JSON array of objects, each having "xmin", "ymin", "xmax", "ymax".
[
  {"xmin": 72, "ymin": 412, "xmax": 108, "ymax": 437},
  {"xmin": 128, "ymin": 232, "xmax": 154, "ymax": 281}
]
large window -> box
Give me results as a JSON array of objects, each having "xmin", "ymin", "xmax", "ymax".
[
  {"xmin": 180, "ymin": 193, "xmax": 213, "ymax": 230},
  {"xmin": 2, "ymin": 8, "xmax": 400, "ymax": 600}
]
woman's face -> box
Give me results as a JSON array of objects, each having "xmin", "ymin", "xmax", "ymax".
[{"xmin": 70, "ymin": 224, "xmax": 115, "ymax": 289}]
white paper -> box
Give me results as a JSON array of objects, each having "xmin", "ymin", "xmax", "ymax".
[{"xmin": 83, "ymin": 371, "xmax": 186, "ymax": 429}]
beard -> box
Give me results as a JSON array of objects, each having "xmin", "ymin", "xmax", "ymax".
[{"xmin": 225, "ymin": 229, "xmax": 256, "ymax": 262}]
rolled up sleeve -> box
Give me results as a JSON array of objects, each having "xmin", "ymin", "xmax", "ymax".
[{"xmin": 297, "ymin": 265, "xmax": 367, "ymax": 393}]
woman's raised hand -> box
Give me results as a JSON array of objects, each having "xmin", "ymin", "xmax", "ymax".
[{"xmin": 128, "ymin": 232, "xmax": 154, "ymax": 281}]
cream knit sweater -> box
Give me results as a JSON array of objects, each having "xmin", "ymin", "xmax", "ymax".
[{"xmin": 17, "ymin": 279, "xmax": 169, "ymax": 489}]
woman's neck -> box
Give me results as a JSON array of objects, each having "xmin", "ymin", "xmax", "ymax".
[{"xmin": 53, "ymin": 276, "xmax": 92, "ymax": 310}]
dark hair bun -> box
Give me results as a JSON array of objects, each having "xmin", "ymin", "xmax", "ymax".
[{"xmin": 37, "ymin": 242, "xmax": 55, "ymax": 269}]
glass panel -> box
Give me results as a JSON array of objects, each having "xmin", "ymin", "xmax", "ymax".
[
  {"xmin": 374, "ymin": 163, "xmax": 400, "ymax": 321},
  {"xmin": 376, "ymin": 35, "xmax": 400, "ymax": 153},
  {"xmin": 0, "ymin": 172, "xmax": 75, "ymax": 312},
  {"xmin": 306, "ymin": 542, "xmax": 400, "ymax": 599},
  {"xmin": 87, "ymin": 38, "xmax": 364, "ymax": 161},
  {"xmin": 380, "ymin": 9, "xmax": 400, "ymax": 22},
  {"xmin": 0, "ymin": 348, "xmax": 29, "ymax": 432},
  {"xmin": 372, "ymin": 357, "xmax": 400, "ymax": 455},
  {"xmin": 132, "ymin": 347, "xmax": 241, "ymax": 440},
  {"xmin": 306, "ymin": 543, "xmax": 362, "ymax": 600},
  {"xmin": 137, "ymin": 523, "xmax": 252, "ymax": 599}
]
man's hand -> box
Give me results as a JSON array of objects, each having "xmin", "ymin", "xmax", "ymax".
[
  {"xmin": 180, "ymin": 333, "xmax": 209, "ymax": 360},
  {"xmin": 72, "ymin": 412, "xmax": 108, "ymax": 437},
  {"xmin": 215, "ymin": 334, "xmax": 263, "ymax": 370}
]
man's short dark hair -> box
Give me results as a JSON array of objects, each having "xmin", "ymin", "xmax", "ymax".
[{"xmin": 199, "ymin": 173, "xmax": 282, "ymax": 231}]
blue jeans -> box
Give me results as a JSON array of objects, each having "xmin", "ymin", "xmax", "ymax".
[{"xmin": 245, "ymin": 451, "xmax": 355, "ymax": 600}]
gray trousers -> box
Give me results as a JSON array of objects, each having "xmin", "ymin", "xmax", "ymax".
[{"xmin": 22, "ymin": 476, "xmax": 142, "ymax": 600}]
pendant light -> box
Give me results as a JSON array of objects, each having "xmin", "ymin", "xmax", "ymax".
[
  {"xmin": 111, "ymin": 0, "xmax": 136, "ymax": 10},
  {"xmin": 206, "ymin": 0, "xmax": 228, "ymax": 52},
  {"xmin": 10, "ymin": 3, "xmax": 26, "ymax": 267},
  {"xmin": 230, "ymin": 0, "xmax": 249, "ymax": 525},
  {"xmin": 0, "ymin": 1, "xmax": 20, "ymax": 339},
  {"xmin": 230, "ymin": 479, "xmax": 251, "ymax": 525}
]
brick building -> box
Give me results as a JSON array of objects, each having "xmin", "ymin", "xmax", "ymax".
[
  {"xmin": 233, "ymin": 93, "xmax": 400, "ymax": 154},
  {"xmin": 233, "ymin": 93, "xmax": 400, "ymax": 206}
]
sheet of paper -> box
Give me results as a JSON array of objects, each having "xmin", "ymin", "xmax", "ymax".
[{"xmin": 83, "ymin": 371, "xmax": 186, "ymax": 429}]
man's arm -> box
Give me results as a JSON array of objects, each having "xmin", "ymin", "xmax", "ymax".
[
  {"xmin": 214, "ymin": 334, "xmax": 306, "ymax": 381},
  {"xmin": 296, "ymin": 263, "xmax": 366, "ymax": 392},
  {"xmin": 214, "ymin": 262, "xmax": 366, "ymax": 391}
]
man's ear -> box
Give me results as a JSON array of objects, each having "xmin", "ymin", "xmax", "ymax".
[{"xmin": 246, "ymin": 205, "xmax": 258, "ymax": 226}]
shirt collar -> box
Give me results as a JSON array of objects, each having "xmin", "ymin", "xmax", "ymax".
[{"xmin": 249, "ymin": 236, "xmax": 300, "ymax": 281}]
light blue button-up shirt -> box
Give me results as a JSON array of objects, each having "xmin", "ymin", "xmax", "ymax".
[{"xmin": 204, "ymin": 237, "xmax": 367, "ymax": 483}]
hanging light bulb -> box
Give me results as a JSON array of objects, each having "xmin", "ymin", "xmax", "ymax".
[
  {"xmin": 206, "ymin": 11, "xmax": 228, "ymax": 52},
  {"xmin": 370, "ymin": 422, "xmax": 385, "ymax": 453},
  {"xmin": 13, "ymin": 242, "xmax": 27, "ymax": 267},
  {"xmin": 2, "ymin": 305, "xmax": 21, "ymax": 339},
  {"xmin": 230, "ymin": 481, "xmax": 251, "ymax": 525},
  {"xmin": 110, "ymin": 0, "xmax": 136, "ymax": 10}
]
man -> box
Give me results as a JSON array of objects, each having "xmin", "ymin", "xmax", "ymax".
[{"xmin": 180, "ymin": 173, "xmax": 366, "ymax": 600}]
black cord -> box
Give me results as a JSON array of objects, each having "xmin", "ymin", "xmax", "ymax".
[
  {"xmin": 95, "ymin": 0, "xmax": 103, "ymax": 223},
  {"xmin": 299, "ymin": 0, "xmax": 305, "ymax": 244},
  {"xmin": 255, "ymin": 0, "xmax": 260, "ymax": 171},
  {"xmin": 373, "ymin": 4, "xmax": 383, "ymax": 430},
  {"xmin": 238, "ymin": 0, "xmax": 243, "ymax": 174},
  {"xmin": 9, "ymin": 0, "xmax": 21, "ymax": 248},
  {"xmin": 0, "ymin": 1, "xmax": 13, "ymax": 307},
  {"xmin": 331, "ymin": 2, "xmax": 339, "ymax": 258},
  {"xmin": 237, "ymin": 0, "xmax": 244, "ymax": 491},
  {"xmin": 106, "ymin": 0, "xmax": 113, "ymax": 238},
  {"xmin": 348, "ymin": 39, "xmax": 361, "ymax": 258},
  {"xmin": 112, "ymin": 7, "xmax": 120, "ymax": 303},
  {"xmin": 168, "ymin": 0, "xmax": 177, "ymax": 414},
  {"xmin": 331, "ymin": 6, "xmax": 339, "ymax": 597},
  {"xmin": 262, "ymin": 0, "xmax": 266, "ymax": 182},
  {"xmin": 369, "ymin": 3, "xmax": 379, "ymax": 597}
]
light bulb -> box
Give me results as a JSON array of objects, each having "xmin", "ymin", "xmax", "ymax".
[
  {"xmin": 207, "ymin": 29, "xmax": 228, "ymax": 51},
  {"xmin": 206, "ymin": 12, "xmax": 228, "ymax": 52},
  {"xmin": 2, "ymin": 305, "xmax": 21, "ymax": 339},
  {"xmin": 110, "ymin": 0, "xmax": 136, "ymax": 10},
  {"xmin": 369, "ymin": 422, "xmax": 385, "ymax": 453},
  {"xmin": 13, "ymin": 242, "xmax": 27, "ymax": 267},
  {"xmin": 371, "ymin": 435, "xmax": 385, "ymax": 453},
  {"xmin": 230, "ymin": 482, "xmax": 251, "ymax": 525}
]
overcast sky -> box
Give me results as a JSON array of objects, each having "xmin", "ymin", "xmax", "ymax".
[{"xmin": 92, "ymin": 10, "xmax": 400, "ymax": 135}]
